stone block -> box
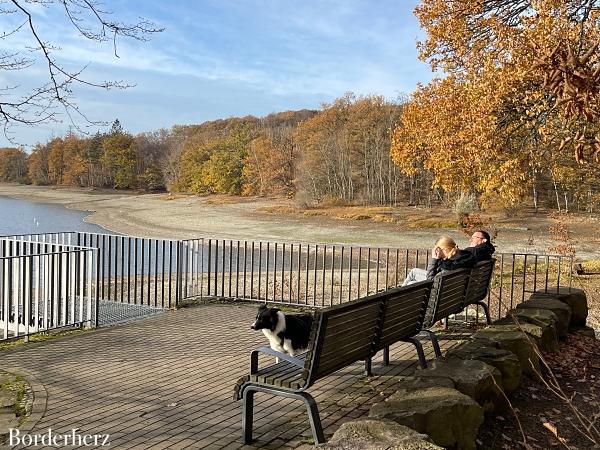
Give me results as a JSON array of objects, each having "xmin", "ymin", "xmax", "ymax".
[
  {"xmin": 472, "ymin": 327, "xmax": 540, "ymax": 378},
  {"xmin": 416, "ymin": 358, "xmax": 503, "ymax": 413},
  {"xmin": 446, "ymin": 342, "xmax": 522, "ymax": 393},
  {"xmin": 369, "ymin": 386, "xmax": 483, "ymax": 450},
  {"xmin": 530, "ymin": 287, "xmax": 587, "ymax": 326},
  {"xmin": 319, "ymin": 418, "xmax": 443, "ymax": 450},
  {"xmin": 488, "ymin": 323, "xmax": 559, "ymax": 353},
  {"xmin": 516, "ymin": 298, "xmax": 571, "ymax": 338}
]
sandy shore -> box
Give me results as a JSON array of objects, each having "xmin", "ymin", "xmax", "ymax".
[{"xmin": 0, "ymin": 183, "xmax": 597, "ymax": 258}]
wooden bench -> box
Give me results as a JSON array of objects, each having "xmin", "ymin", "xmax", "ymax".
[
  {"xmin": 463, "ymin": 258, "xmax": 496, "ymax": 325},
  {"xmin": 233, "ymin": 281, "xmax": 434, "ymax": 445},
  {"xmin": 421, "ymin": 259, "xmax": 497, "ymax": 357},
  {"xmin": 365, "ymin": 279, "xmax": 434, "ymax": 372}
]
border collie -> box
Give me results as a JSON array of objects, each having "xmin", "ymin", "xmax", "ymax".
[{"xmin": 251, "ymin": 305, "xmax": 313, "ymax": 356}]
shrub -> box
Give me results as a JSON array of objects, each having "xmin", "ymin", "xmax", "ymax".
[{"xmin": 453, "ymin": 193, "xmax": 479, "ymax": 226}]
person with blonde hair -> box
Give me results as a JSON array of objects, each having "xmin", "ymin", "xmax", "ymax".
[{"xmin": 401, "ymin": 236, "xmax": 475, "ymax": 286}]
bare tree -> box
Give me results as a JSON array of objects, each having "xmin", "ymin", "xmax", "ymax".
[{"xmin": 1, "ymin": 0, "xmax": 163, "ymax": 141}]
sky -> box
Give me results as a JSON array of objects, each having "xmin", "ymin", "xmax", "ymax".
[{"xmin": 0, "ymin": 0, "xmax": 433, "ymax": 148}]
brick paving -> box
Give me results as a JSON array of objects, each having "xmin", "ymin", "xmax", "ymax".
[{"xmin": 1, "ymin": 303, "xmax": 469, "ymax": 449}]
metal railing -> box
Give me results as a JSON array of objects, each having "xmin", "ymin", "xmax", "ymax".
[
  {"xmin": 178, "ymin": 238, "xmax": 573, "ymax": 321},
  {"xmin": 0, "ymin": 238, "xmax": 96, "ymax": 340},
  {"xmin": 5, "ymin": 232, "xmax": 181, "ymax": 310},
  {"xmin": 3, "ymin": 233, "xmax": 574, "ymax": 324}
]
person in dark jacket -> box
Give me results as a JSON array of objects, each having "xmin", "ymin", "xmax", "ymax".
[
  {"xmin": 402, "ymin": 236, "xmax": 475, "ymax": 286},
  {"xmin": 464, "ymin": 230, "xmax": 495, "ymax": 263}
]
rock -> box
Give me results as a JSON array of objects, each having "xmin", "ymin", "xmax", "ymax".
[
  {"xmin": 487, "ymin": 323, "xmax": 559, "ymax": 353},
  {"xmin": 570, "ymin": 325, "xmax": 597, "ymax": 339},
  {"xmin": 396, "ymin": 376, "xmax": 455, "ymax": 391},
  {"xmin": 472, "ymin": 327, "xmax": 540, "ymax": 378},
  {"xmin": 497, "ymin": 308, "xmax": 560, "ymax": 348},
  {"xmin": 369, "ymin": 386, "xmax": 483, "ymax": 450},
  {"xmin": 530, "ymin": 288, "xmax": 587, "ymax": 326},
  {"xmin": 516, "ymin": 298, "xmax": 571, "ymax": 338},
  {"xmin": 319, "ymin": 418, "xmax": 443, "ymax": 450},
  {"xmin": 447, "ymin": 342, "xmax": 522, "ymax": 393},
  {"xmin": 416, "ymin": 358, "xmax": 503, "ymax": 412}
]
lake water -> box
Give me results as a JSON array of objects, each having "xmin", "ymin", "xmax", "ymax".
[{"xmin": 0, "ymin": 196, "xmax": 112, "ymax": 236}]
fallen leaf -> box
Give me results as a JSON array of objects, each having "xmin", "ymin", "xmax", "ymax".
[{"xmin": 543, "ymin": 422, "xmax": 563, "ymax": 442}]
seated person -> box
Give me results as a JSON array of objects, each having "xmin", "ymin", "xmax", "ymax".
[
  {"xmin": 464, "ymin": 230, "xmax": 495, "ymax": 263},
  {"xmin": 402, "ymin": 236, "xmax": 475, "ymax": 286}
]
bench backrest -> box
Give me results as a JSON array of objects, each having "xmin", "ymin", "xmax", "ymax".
[
  {"xmin": 424, "ymin": 268, "xmax": 470, "ymax": 327},
  {"xmin": 376, "ymin": 280, "xmax": 434, "ymax": 351},
  {"xmin": 304, "ymin": 294, "xmax": 383, "ymax": 385},
  {"xmin": 463, "ymin": 258, "xmax": 496, "ymax": 307}
]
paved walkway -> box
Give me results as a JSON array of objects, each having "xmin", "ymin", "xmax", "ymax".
[{"xmin": 1, "ymin": 303, "xmax": 469, "ymax": 449}]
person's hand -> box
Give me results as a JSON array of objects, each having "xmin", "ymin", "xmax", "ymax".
[{"xmin": 432, "ymin": 246, "xmax": 442, "ymax": 259}]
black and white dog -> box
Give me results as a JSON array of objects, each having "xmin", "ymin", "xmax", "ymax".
[{"xmin": 251, "ymin": 305, "xmax": 313, "ymax": 356}]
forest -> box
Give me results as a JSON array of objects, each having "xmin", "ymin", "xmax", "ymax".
[{"xmin": 0, "ymin": 89, "xmax": 598, "ymax": 214}]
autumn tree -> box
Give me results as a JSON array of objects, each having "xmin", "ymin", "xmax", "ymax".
[
  {"xmin": 102, "ymin": 131, "xmax": 138, "ymax": 189},
  {"xmin": 0, "ymin": 147, "xmax": 28, "ymax": 182},
  {"xmin": 295, "ymin": 93, "xmax": 406, "ymax": 205},
  {"xmin": 392, "ymin": 0, "xmax": 600, "ymax": 210},
  {"xmin": 27, "ymin": 143, "xmax": 51, "ymax": 185}
]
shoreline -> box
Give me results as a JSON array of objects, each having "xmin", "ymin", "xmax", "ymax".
[{"xmin": 0, "ymin": 183, "xmax": 597, "ymax": 259}]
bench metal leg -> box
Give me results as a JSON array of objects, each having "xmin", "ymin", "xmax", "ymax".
[
  {"xmin": 364, "ymin": 357, "xmax": 372, "ymax": 376},
  {"xmin": 299, "ymin": 391, "xmax": 325, "ymax": 444},
  {"xmin": 242, "ymin": 390, "xmax": 255, "ymax": 444},
  {"xmin": 240, "ymin": 385, "xmax": 325, "ymax": 445},
  {"xmin": 476, "ymin": 301, "xmax": 492, "ymax": 324},
  {"xmin": 383, "ymin": 346, "xmax": 390, "ymax": 366},
  {"xmin": 402, "ymin": 337, "xmax": 427, "ymax": 368},
  {"xmin": 420, "ymin": 329, "xmax": 442, "ymax": 357}
]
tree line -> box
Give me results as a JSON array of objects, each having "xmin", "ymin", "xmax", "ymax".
[
  {"xmin": 0, "ymin": 91, "xmax": 599, "ymax": 213},
  {"xmin": 0, "ymin": 95, "xmax": 433, "ymax": 206}
]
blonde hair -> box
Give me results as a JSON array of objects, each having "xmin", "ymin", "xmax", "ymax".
[{"xmin": 435, "ymin": 236, "xmax": 459, "ymax": 259}]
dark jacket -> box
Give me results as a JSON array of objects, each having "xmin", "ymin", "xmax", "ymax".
[
  {"xmin": 464, "ymin": 242, "xmax": 495, "ymax": 263},
  {"xmin": 426, "ymin": 249, "xmax": 476, "ymax": 279}
]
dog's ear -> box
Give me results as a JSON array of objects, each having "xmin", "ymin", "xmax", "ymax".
[
  {"xmin": 258, "ymin": 304, "xmax": 267, "ymax": 311},
  {"xmin": 270, "ymin": 308, "xmax": 279, "ymax": 317}
]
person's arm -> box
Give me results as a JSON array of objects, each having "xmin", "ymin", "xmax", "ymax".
[{"xmin": 426, "ymin": 246, "xmax": 443, "ymax": 279}]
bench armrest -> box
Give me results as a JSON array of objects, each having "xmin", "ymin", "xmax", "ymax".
[{"xmin": 250, "ymin": 347, "xmax": 305, "ymax": 374}]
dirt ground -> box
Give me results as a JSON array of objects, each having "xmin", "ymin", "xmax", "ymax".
[
  {"xmin": 477, "ymin": 332, "xmax": 600, "ymax": 449},
  {"xmin": 0, "ymin": 184, "xmax": 598, "ymax": 259}
]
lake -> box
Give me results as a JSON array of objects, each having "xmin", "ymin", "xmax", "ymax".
[{"xmin": 0, "ymin": 196, "xmax": 112, "ymax": 236}]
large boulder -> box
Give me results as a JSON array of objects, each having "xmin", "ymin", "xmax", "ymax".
[
  {"xmin": 496, "ymin": 308, "xmax": 560, "ymax": 346},
  {"xmin": 369, "ymin": 386, "xmax": 483, "ymax": 450},
  {"xmin": 472, "ymin": 327, "xmax": 540, "ymax": 378},
  {"xmin": 416, "ymin": 358, "xmax": 503, "ymax": 412},
  {"xmin": 529, "ymin": 288, "xmax": 587, "ymax": 327},
  {"xmin": 516, "ymin": 298, "xmax": 571, "ymax": 338},
  {"xmin": 487, "ymin": 322, "xmax": 559, "ymax": 353},
  {"xmin": 318, "ymin": 418, "xmax": 443, "ymax": 450},
  {"xmin": 446, "ymin": 342, "xmax": 522, "ymax": 393}
]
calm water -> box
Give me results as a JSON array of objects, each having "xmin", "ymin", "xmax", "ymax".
[{"xmin": 0, "ymin": 196, "xmax": 112, "ymax": 236}]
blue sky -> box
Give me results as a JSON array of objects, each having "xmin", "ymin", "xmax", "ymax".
[{"xmin": 0, "ymin": 0, "xmax": 432, "ymax": 148}]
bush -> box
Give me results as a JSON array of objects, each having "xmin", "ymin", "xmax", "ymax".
[{"xmin": 453, "ymin": 193, "xmax": 479, "ymax": 226}]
